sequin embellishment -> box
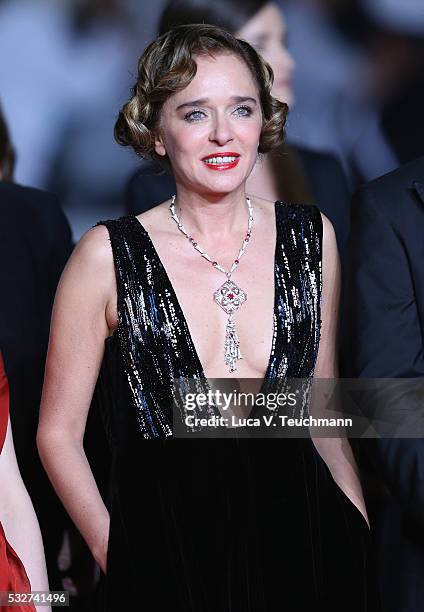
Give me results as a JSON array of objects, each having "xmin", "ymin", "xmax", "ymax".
[{"xmin": 97, "ymin": 202, "xmax": 322, "ymax": 438}]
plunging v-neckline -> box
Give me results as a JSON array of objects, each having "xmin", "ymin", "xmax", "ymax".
[{"xmin": 131, "ymin": 201, "xmax": 280, "ymax": 391}]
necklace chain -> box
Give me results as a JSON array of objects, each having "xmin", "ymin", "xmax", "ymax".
[
  {"xmin": 169, "ymin": 194, "xmax": 253, "ymax": 373},
  {"xmin": 169, "ymin": 195, "xmax": 253, "ymax": 278}
]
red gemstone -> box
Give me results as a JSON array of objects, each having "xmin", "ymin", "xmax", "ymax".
[
  {"xmin": 212, "ymin": 261, "xmax": 218, "ymax": 266},
  {"xmin": 235, "ymin": 259, "xmax": 239, "ymax": 264},
  {"xmin": 193, "ymin": 242, "xmax": 198, "ymax": 247},
  {"xmin": 228, "ymin": 293, "xmax": 234, "ymax": 299}
]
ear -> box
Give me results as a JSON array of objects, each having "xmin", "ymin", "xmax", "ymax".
[{"xmin": 154, "ymin": 131, "xmax": 166, "ymax": 157}]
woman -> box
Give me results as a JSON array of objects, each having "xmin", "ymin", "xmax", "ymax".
[
  {"xmin": 125, "ymin": 0, "xmax": 351, "ymax": 261},
  {"xmin": 38, "ymin": 24, "xmax": 379, "ymax": 611},
  {"xmin": 0, "ymin": 352, "xmax": 51, "ymax": 612}
]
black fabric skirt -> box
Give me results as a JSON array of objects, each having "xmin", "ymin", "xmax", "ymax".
[{"xmin": 102, "ymin": 436, "xmax": 380, "ymax": 612}]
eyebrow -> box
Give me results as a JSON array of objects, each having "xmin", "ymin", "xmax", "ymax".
[{"xmin": 176, "ymin": 96, "xmax": 257, "ymax": 111}]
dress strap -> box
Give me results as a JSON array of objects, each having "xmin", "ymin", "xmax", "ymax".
[
  {"xmin": 96, "ymin": 217, "xmax": 173, "ymax": 438},
  {"xmin": 270, "ymin": 202, "xmax": 322, "ymax": 379}
]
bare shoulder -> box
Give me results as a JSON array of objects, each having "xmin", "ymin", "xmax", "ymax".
[
  {"xmin": 50, "ymin": 225, "xmax": 117, "ymax": 337},
  {"xmin": 69, "ymin": 225, "xmax": 114, "ymax": 276},
  {"xmin": 58, "ymin": 225, "xmax": 116, "ymax": 306}
]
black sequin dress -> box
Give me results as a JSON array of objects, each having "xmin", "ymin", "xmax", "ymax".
[{"xmin": 95, "ymin": 202, "xmax": 379, "ymax": 611}]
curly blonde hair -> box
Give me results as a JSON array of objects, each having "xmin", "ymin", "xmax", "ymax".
[{"xmin": 115, "ymin": 23, "xmax": 288, "ymax": 165}]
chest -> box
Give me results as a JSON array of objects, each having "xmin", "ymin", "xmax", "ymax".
[{"xmin": 150, "ymin": 226, "xmax": 276, "ymax": 380}]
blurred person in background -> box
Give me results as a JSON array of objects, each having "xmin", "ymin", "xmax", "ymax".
[
  {"xmin": 125, "ymin": 0, "xmax": 352, "ymax": 260},
  {"xmin": 320, "ymin": 0, "xmax": 424, "ymax": 166},
  {"xmin": 0, "ymin": 0, "xmax": 140, "ymax": 238},
  {"xmin": 357, "ymin": 0, "xmax": 424, "ymax": 164},
  {"xmin": 278, "ymin": 0, "xmax": 398, "ymax": 189},
  {"xmin": 1, "ymin": 99, "xmax": 110, "ymax": 608},
  {"xmin": 0, "ymin": 103, "xmax": 74, "ymax": 597},
  {"xmin": 342, "ymin": 155, "xmax": 424, "ymax": 612},
  {"xmin": 0, "ymin": 351, "xmax": 51, "ymax": 612}
]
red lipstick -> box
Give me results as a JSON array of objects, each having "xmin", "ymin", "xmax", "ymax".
[{"xmin": 201, "ymin": 151, "xmax": 240, "ymax": 171}]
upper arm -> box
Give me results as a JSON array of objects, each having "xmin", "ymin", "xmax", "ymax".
[
  {"xmin": 38, "ymin": 225, "xmax": 116, "ymax": 444},
  {"xmin": 314, "ymin": 212, "xmax": 340, "ymax": 378}
]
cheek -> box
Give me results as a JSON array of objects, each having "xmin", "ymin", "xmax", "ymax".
[
  {"xmin": 165, "ymin": 125, "xmax": 209, "ymax": 160},
  {"xmin": 238, "ymin": 119, "xmax": 263, "ymax": 150},
  {"xmin": 163, "ymin": 130, "xmax": 210, "ymax": 179}
]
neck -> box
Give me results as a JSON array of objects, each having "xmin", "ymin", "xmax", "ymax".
[
  {"xmin": 173, "ymin": 184, "xmax": 250, "ymax": 240},
  {"xmin": 246, "ymin": 155, "xmax": 278, "ymax": 201}
]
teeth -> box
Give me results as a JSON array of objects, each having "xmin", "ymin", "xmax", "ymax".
[{"xmin": 204, "ymin": 156, "xmax": 238, "ymax": 164}]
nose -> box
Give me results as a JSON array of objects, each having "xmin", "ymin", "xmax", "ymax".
[{"xmin": 209, "ymin": 112, "xmax": 234, "ymax": 146}]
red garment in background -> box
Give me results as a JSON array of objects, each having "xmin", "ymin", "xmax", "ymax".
[{"xmin": 0, "ymin": 352, "xmax": 35, "ymax": 611}]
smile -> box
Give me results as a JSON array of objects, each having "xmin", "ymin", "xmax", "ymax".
[{"xmin": 201, "ymin": 152, "xmax": 240, "ymax": 171}]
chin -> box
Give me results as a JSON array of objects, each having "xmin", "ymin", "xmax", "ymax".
[
  {"xmin": 200, "ymin": 172, "xmax": 248, "ymax": 193},
  {"xmin": 198, "ymin": 180, "xmax": 244, "ymax": 197}
]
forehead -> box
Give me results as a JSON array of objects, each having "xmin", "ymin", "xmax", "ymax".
[{"xmin": 168, "ymin": 53, "xmax": 259, "ymax": 106}]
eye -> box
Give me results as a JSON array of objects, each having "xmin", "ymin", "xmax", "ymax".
[
  {"xmin": 233, "ymin": 105, "xmax": 253, "ymax": 117},
  {"xmin": 184, "ymin": 109, "xmax": 206, "ymax": 122}
]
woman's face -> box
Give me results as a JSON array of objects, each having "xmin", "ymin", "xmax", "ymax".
[
  {"xmin": 237, "ymin": 2, "xmax": 295, "ymax": 106},
  {"xmin": 155, "ymin": 53, "xmax": 263, "ymax": 197}
]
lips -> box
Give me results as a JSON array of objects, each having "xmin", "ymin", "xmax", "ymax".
[{"xmin": 201, "ymin": 151, "xmax": 240, "ymax": 171}]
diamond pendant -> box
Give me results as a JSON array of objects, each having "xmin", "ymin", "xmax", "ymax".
[
  {"xmin": 214, "ymin": 279, "xmax": 247, "ymax": 315},
  {"xmin": 214, "ymin": 279, "xmax": 247, "ymax": 372}
]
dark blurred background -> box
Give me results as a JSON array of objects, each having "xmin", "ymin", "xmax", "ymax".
[{"xmin": 1, "ymin": 0, "xmax": 423, "ymax": 240}]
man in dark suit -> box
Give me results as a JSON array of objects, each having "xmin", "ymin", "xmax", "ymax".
[
  {"xmin": 342, "ymin": 156, "xmax": 424, "ymax": 612},
  {"xmin": 0, "ymin": 105, "xmax": 74, "ymax": 590}
]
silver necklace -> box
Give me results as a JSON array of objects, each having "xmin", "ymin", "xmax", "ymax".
[{"xmin": 169, "ymin": 195, "xmax": 253, "ymax": 373}]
